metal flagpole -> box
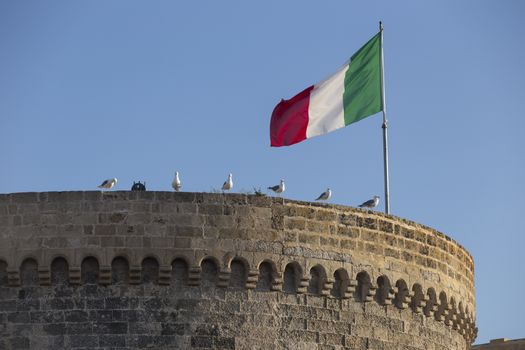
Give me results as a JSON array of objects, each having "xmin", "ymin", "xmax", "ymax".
[{"xmin": 379, "ymin": 21, "xmax": 391, "ymax": 214}]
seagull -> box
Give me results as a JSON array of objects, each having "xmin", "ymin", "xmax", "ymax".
[
  {"xmin": 268, "ymin": 179, "xmax": 285, "ymax": 194},
  {"xmin": 98, "ymin": 178, "xmax": 117, "ymax": 189},
  {"xmin": 358, "ymin": 196, "xmax": 380, "ymax": 209},
  {"xmin": 315, "ymin": 188, "xmax": 331, "ymax": 201},
  {"xmin": 222, "ymin": 173, "xmax": 233, "ymax": 191},
  {"xmin": 172, "ymin": 171, "xmax": 181, "ymax": 192}
]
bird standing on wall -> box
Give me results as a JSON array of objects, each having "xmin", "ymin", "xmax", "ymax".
[
  {"xmin": 315, "ymin": 188, "xmax": 331, "ymax": 201},
  {"xmin": 268, "ymin": 179, "xmax": 285, "ymax": 195},
  {"xmin": 97, "ymin": 178, "xmax": 117, "ymax": 189},
  {"xmin": 358, "ymin": 196, "xmax": 380, "ymax": 209},
  {"xmin": 222, "ymin": 173, "xmax": 233, "ymax": 192},
  {"xmin": 172, "ymin": 172, "xmax": 181, "ymax": 192}
]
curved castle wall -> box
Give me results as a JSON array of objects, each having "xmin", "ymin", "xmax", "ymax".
[{"xmin": 0, "ymin": 191, "xmax": 476, "ymax": 349}]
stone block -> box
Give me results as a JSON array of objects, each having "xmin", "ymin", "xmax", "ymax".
[
  {"xmin": 214, "ymin": 336, "xmax": 236, "ymax": 349},
  {"xmin": 99, "ymin": 334, "xmax": 126, "ymax": 347},
  {"xmin": 298, "ymin": 233, "xmax": 319, "ymax": 245},
  {"xmin": 285, "ymin": 218, "xmax": 306, "ymax": 231},
  {"xmin": 85, "ymin": 299, "xmax": 104, "ymax": 309},
  {"xmin": 247, "ymin": 195, "xmax": 274, "ymax": 207},
  {"xmin": 338, "ymin": 225, "xmax": 359, "ymax": 238},
  {"xmin": 319, "ymin": 332, "xmax": 345, "ymax": 346},
  {"xmin": 361, "ymin": 229, "xmax": 379, "ymax": 242},
  {"xmin": 169, "ymin": 214, "xmax": 204, "ymax": 227},
  {"xmin": 339, "ymin": 213, "xmax": 358, "ymax": 226},
  {"xmin": 191, "ymin": 335, "xmax": 213, "ymax": 348},
  {"xmin": 385, "ymin": 248, "xmax": 400, "ymax": 259},
  {"xmin": 320, "ymin": 236, "xmax": 339, "ymax": 248},
  {"xmin": 168, "ymin": 225, "xmax": 203, "ymax": 238},
  {"xmin": 100, "ymin": 236, "xmax": 125, "ymax": 247},
  {"xmin": 289, "ymin": 206, "xmax": 316, "ymax": 220},
  {"xmin": 359, "ymin": 217, "xmax": 377, "ymax": 230},
  {"xmin": 69, "ymin": 335, "xmax": 98, "ymax": 348},
  {"xmin": 198, "ymin": 204, "xmax": 224, "ymax": 215},
  {"xmin": 94, "ymin": 225, "xmax": 116, "ymax": 236},
  {"xmin": 93, "ymin": 322, "xmax": 127, "ymax": 334},
  {"xmin": 129, "ymin": 321, "xmax": 154, "ymax": 334},
  {"xmin": 127, "ymin": 213, "xmax": 152, "ymax": 225},
  {"xmin": 11, "ymin": 192, "xmax": 38, "ymax": 203},
  {"xmin": 365, "ymin": 242, "xmax": 383, "ymax": 255},
  {"xmin": 340, "ymin": 239, "xmax": 357, "ymax": 250},
  {"xmin": 161, "ymin": 323, "xmax": 185, "ymax": 336},
  {"xmin": 66, "ymin": 322, "xmax": 93, "ymax": 335},
  {"xmin": 117, "ymin": 224, "xmax": 145, "ymax": 235},
  {"xmin": 125, "ymin": 236, "xmax": 143, "ymax": 247},
  {"xmin": 173, "ymin": 237, "xmax": 192, "ymax": 248},
  {"xmin": 306, "ymin": 220, "xmax": 330, "ymax": 234},
  {"xmin": 378, "ymin": 220, "xmax": 394, "ymax": 233},
  {"xmin": 43, "ymin": 323, "xmax": 67, "ymax": 336},
  {"xmin": 30, "ymin": 311, "xmax": 65, "ymax": 324},
  {"xmin": 16, "ymin": 299, "xmax": 40, "ymax": 311},
  {"xmin": 7, "ymin": 336, "xmax": 30, "ymax": 349},
  {"xmin": 64, "ymin": 310, "xmax": 89, "ymax": 323},
  {"xmin": 172, "ymin": 192, "xmax": 196, "ymax": 203},
  {"xmin": 206, "ymin": 215, "xmax": 236, "ymax": 229},
  {"xmin": 140, "ymin": 335, "xmax": 179, "ymax": 347},
  {"xmin": 7, "ymin": 311, "xmax": 30, "ymax": 323}
]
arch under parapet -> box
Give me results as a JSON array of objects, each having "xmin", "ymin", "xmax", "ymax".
[
  {"xmin": 307, "ymin": 264, "xmax": 327, "ymax": 296},
  {"xmin": 81, "ymin": 256, "xmax": 99, "ymax": 284},
  {"xmin": 229, "ymin": 258, "xmax": 248, "ymax": 289},
  {"xmin": 20, "ymin": 258, "xmax": 38, "ymax": 286},
  {"xmin": 51, "ymin": 257, "xmax": 69, "ymax": 285},
  {"xmin": 376, "ymin": 275, "xmax": 393, "ymax": 305},
  {"xmin": 256, "ymin": 260, "xmax": 277, "ymax": 292},
  {"xmin": 111, "ymin": 256, "xmax": 130, "ymax": 285},
  {"xmin": 424, "ymin": 287, "xmax": 438, "ymax": 317},
  {"xmin": 141, "ymin": 257, "xmax": 159, "ymax": 284},
  {"xmin": 331, "ymin": 268, "xmax": 351, "ymax": 299},
  {"xmin": 394, "ymin": 279, "xmax": 410, "ymax": 309},
  {"xmin": 0, "ymin": 259, "xmax": 8, "ymax": 286},
  {"xmin": 410, "ymin": 283, "xmax": 426, "ymax": 314},
  {"xmin": 355, "ymin": 271, "xmax": 374, "ymax": 302},
  {"xmin": 171, "ymin": 258, "xmax": 189, "ymax": 287},
  {"xmin": 283, "ymin": 261, "xmax": 302, "ymax": 294},
  {"xmin": 435, "ymin": 291, "xmax": 449, "ymax": 322},
  {"xmin": 446, "ymin": 297, "xmax": 457, "ymax": 327},
  {"xmin": 200, "ymin": 257, "xmax": 219, "ymax": 288}
]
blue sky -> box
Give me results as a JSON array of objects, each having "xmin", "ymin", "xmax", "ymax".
[{"xmin": 1, "ymin": 0, "xmax": 524, "ymax": 343}]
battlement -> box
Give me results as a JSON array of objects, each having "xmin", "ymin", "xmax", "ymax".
[{"xmin": 0, "ymin": 191, "xmax": 477, "ymax": 349}]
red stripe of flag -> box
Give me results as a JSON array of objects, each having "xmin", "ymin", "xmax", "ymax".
[{"xmin": 270, "ymin": 86, "xmax": 313, "ymax": 147}]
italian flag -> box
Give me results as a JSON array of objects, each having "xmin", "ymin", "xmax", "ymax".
[{"xmin": 270, "ymin": 33, "xmax": 383, "ymax": 147}]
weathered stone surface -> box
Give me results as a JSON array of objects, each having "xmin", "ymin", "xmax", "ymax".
[{"xmin": 0, "ymin": 191, "xmax": 475, "ymax": 349}]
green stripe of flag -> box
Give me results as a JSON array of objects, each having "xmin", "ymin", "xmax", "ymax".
[{"xmin": 343, "ymin": 32, "xmax": 383, "ymax": 126}]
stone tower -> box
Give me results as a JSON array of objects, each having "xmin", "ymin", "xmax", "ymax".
[{"xmin": 0, "ymin": 191, "xmax": 476, "ymax": 349}]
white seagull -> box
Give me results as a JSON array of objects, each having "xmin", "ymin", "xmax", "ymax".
[
  {"xmin": 222, "ymin": 173, "xmax": 233, "ymax": 191},
  {"xmin": 315, "ymin": 188, "xmax": 331, "ymax": 201},
  {"xmin": 98, "ymin": 178, "xmax": 117, "ymax": 189},
  {"xmin": 268, "ymin": 179, "xmax": 285, "ymax": 194},
  {"xmin": 358, "ymin": 196, "xmax": 380, "ymax": 209},
  {"xmin": 172, "ymin": 171, "xmax": 182, "ymax": 192}
]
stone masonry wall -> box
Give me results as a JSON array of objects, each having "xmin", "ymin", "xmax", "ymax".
[{"xmin": 0, "ymin": 191, "xmax": 476, "ymax": 349}]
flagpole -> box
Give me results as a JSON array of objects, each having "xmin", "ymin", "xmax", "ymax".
[{"xmin": 379, "ymin": 21, "xmax": 391, "ymax": 214}]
